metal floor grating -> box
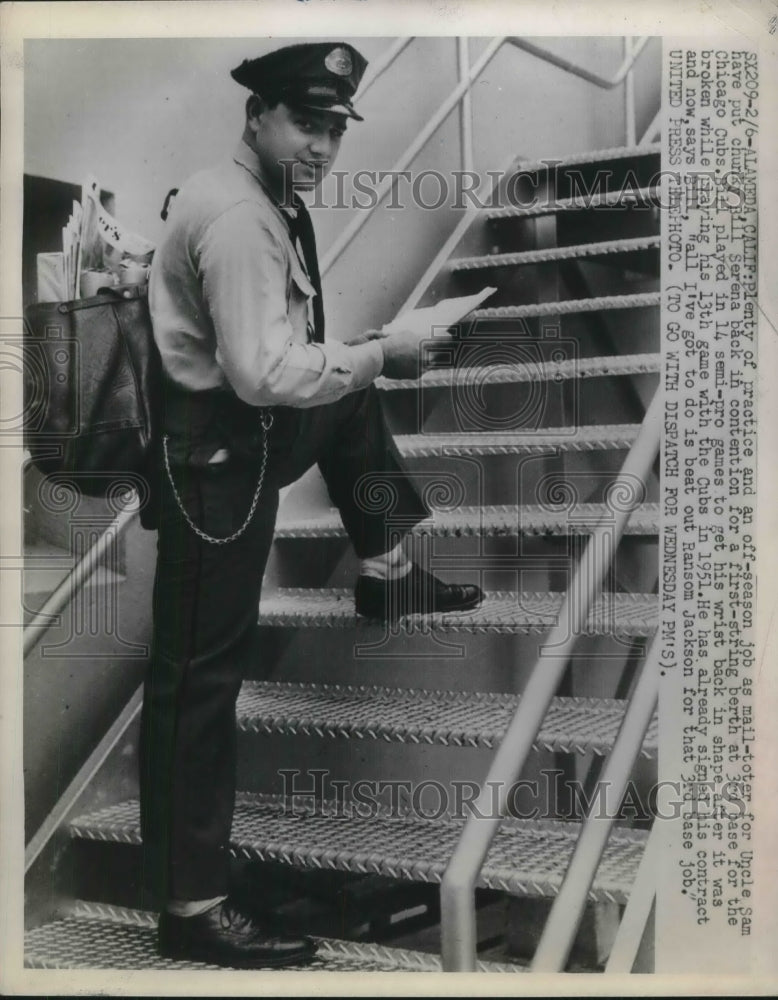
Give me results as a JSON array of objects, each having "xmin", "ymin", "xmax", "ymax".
[
  {"xmin": 470, "ymin": 291, "xmax": 660, "ymax": 319},
  {"xmin": 68, "ymin": 798, "xmax": 648, "ymax": 903},
  {"xmin": 395, "ymin": 423, "xmax": 641, "ymax": 458},
  {"xmin": 449, "ymin": 235, "xmax": 660, "ymax": 271},
  {"xmin": 257, "ymin": 589, "xmax": 658, "ymax": 637},
  {"xmin": 484, "ymin": 185, "xmax": 659, "ymax": 219},
  {"xmin": 236, "ymin": 681, "xmax": 659, "ymax": 757},
  {"xmin": 24, "ymin": 903, "xmax": 522, "ymax": 972},
  {"xmin": 275, "ymin": 501, "xmax": 660, "ymax": 540},
  {"xmin": 515, "ymin": 141, "xmax": 661, "ymax": 174},
  {"xmin": 376, "ymin": 352, "xmax": 660, "ymax": 391}
]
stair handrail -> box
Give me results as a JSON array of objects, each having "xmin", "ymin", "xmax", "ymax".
[
  {"xmin": 356, "ymin": 36, "xmax": 414, "ymax": 102},
  {"xmin": 505, "ymin": 36, "xmax": 650, "ymax": 90},
  {"xmin": 322, "ymin": 35, "xmax": 651, "ymax": 277},
  {"xmin": 22, "ymin": 495, "xmax": 139, "ymax": 657},
  {"xmin": 440, "ymin": 386, "xmax": 663, "ymax": 971},
  {"xmin": 24, "ymin": 683, "xmax": 144, "ymax": 869}
]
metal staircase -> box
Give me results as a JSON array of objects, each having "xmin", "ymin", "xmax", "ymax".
[{"xmin": 24, "ymin": 134, "xmax": 661, "ymax": 974}]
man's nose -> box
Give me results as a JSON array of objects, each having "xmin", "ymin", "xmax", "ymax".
[{"xmin": 308, "ymin": 132, "xmax": 332, "ymax": 158}]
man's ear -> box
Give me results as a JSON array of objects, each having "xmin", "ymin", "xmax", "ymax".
[{"xmin": 246, "ymin": 94, "xmax": 266, "ymax": 131}]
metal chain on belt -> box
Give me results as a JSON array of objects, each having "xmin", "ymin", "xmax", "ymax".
[{"xmin": 162, "ymin": 410, "xmax": 274, "ymax": 545}]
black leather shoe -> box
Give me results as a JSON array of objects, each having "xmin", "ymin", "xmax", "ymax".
[
  {"xmin": 158, "ymin": 898, "xmax": 317, "ymax": 968},
  {"xmin": 355, "ymin": 562, "xmax": 483, "ymax": 621}
]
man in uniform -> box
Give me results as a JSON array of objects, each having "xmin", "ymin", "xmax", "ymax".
[{"xmin": 143, "ymin": 41, "xmax": 482, "ymax": 968}]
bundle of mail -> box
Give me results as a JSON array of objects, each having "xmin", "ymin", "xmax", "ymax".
[{"xmin": 36, "ymin": 176, "xmax": 155, "ymax": 302}]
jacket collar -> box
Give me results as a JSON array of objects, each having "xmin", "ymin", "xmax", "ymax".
[{"xmin": 232, "ymin": 140, "xmax": 298, "ymax": 222}]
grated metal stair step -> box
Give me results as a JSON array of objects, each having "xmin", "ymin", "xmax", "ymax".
[
  {"xmin": 68, "ymin": 797, "xmax": 648, "ymax": 903},
  {"xmin": 24, "ymin": 902, "xmax": 521, "ymax": 972},
  {"xmin": 395, "ymin": 423, "xmax": 641, "ymax": 458},
  {"xmin": 515, "ymin": 141, "xmax": 661, "ymax": 175},
  {"xmin": 470, "ymin": 291, "xmax": 659, "ymax": 319},
  {"xmin": 449, "ymin": 235, "xmax": 660, "ymax": 272},
  {"xmin": 236, "ymin": 681, "xmax": 658, "ymax": 757},
  {"xmin": 257, "ymin": 589, "xmax": 658, "ymax": 636},
  {"xmin": 275, "ymin": 501, "xmax": 660, "ymax": 540},
  {"xmin": 485, "ymin": 185, "xmax": 660, "ymax": 220},
  {"xmin": 376, "ymin": 352, "xmax": 660, "ymax": 391}
]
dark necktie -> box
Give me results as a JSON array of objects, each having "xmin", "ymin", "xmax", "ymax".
[{"xmin": 288, "ymin": 197, "xmax": 325, "ymax": 344}]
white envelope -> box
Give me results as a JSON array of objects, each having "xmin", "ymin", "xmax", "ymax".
[{"xmin": 381, "ymin": 286, "xmax": 497, "ymax": 336}]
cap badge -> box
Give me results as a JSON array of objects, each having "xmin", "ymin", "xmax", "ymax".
[{"xmin": 325, "ymin": 47, "xmax": 353, "ymax": 76}]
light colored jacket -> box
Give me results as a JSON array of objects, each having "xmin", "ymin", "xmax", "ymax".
[{"xmin": 149, "ymin": 140, "xmax": 383, "ymax": 407}]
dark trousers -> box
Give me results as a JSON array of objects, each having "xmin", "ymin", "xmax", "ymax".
[{"xmin": 139, "ymin": 386, "xmax": 428, "ymax": 903}]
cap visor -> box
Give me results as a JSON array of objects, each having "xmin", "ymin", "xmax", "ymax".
[{"xmin": 295, "ymin": 100, "xmax": 364, "ymax": 122}]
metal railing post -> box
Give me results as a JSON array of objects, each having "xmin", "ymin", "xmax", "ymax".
[
  {"xmin": 625, "ymin": 37, "xmax": 637, "ymax": 146},
  {"xmin": 640, "ymin": 107, "xmax": 662, "ymax": 145},
  {"xmin": 440, "ymin": 388, "xmax": 662, "ymax": 971},
  {"xmin": 531, "ymin": 634, "xmax": 660, "ymax": 971},
  {"xmin": 457, "ymin": 37, "xmax": 474, "ymax": 176},
  {"xmin": 605, "ymin": 822, "xmax": 660, "ymax": 972}
]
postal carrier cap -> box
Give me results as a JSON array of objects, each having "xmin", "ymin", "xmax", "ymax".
[{"xmin": 231, "ymin": 42, "xmax": 368, "ymax": 121}]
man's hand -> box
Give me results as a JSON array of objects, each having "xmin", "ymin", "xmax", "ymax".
[{"xmin": 379, "ymin": 328, "xmax": 453, "ymax": 381}]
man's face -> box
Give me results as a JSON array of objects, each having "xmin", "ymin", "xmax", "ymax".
[{"xmin": 250, "ymin": 100, "xmax": 347, "ymax": 193}]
